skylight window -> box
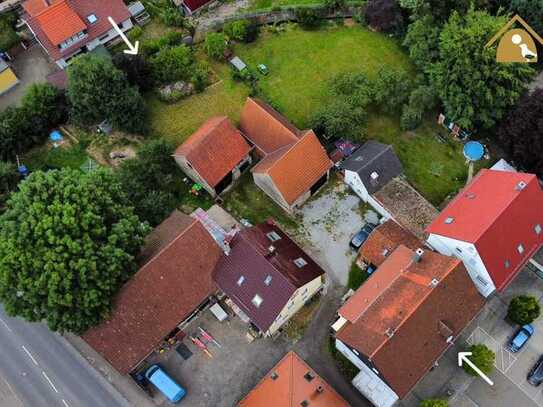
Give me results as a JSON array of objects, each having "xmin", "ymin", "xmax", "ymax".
[
  {"xmin": 294, "ymin": 257, "xmax": 307, "ymax": 268},
  {"xmin": 252, "ymin": 294, "xmax": 263, "ymax": 308},
  {"xmin": 505, "ymin": 260, "xmax": 510, "ymax": 268},
  {"xmin": 518, "ymin": 244, "xmax": 525, "ymax": 254},
  {"xmin": 237, "ymin": 275, "xmax": 245, "ymax": 286},
  {"xmin": 445, "ymin": 217, "xmax": 454, "ymax": 224},
  {"xmin": 266, "ymin": 231, "xmax": 281, "ymax": 242},
  {"xmin": 535, "ymin": 224, "xmax": 542, "ymax": 235},
  {"xmin": 87, "ymin": 14, "xmax": 98, "ymax": 24},
  {"xmin": 264, "ymin": 275, "xmax": 272, "ymax": 286}
]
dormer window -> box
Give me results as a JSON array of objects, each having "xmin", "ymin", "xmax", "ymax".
[
  {"xmin": 58, "ymin": 30, "xmax": 87, "ymax": 50},
  {"xmin": 535, "ymin": 224, "xmax": 542, "ymax": 235},
  {"xmin": 518, "ymin": 244, "xmax": 525, "ymax": 254},
  {"xmin": 264, "ymin": 275, "xmax": 272, "ymax": 286},
  {"xmin": 252, "ymin": 294, "xmax": 263, "ymax": 308},
  {"xmin": 237, "ymin": 276, "xmax": 245, "ymax": 286},
  {"xmin": 294, "ymin": 257, "xmax": 307, "ymax": 268},
  {"xmin": 87, "ymin": 14, "xmax": 98, "ymax": 24},
  {"xmin": 266, "ymin": 231, "xmax": 281, "ymax": 242}
]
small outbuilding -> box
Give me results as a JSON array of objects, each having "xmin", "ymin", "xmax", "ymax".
[{"xmin": 0, "ymin": 59, "xmax": 19, "ymax": 95}]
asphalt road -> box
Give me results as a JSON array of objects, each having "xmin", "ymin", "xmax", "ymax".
[{"xmin": 0, "ymin": 306, "xmax": 130, "ymax": 407}]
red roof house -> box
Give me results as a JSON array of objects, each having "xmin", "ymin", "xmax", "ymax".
[
  {"xmin": 240, "ymin": 98, "xmax": 333, "ymax": 213},
  {"xmin": 173, "ymin": 116, "xmax": 252, "ymax": 196},
  {"xmin": 426, "ymin": 169, "xmax": 543, "ymax": 297},
  {"xmin": 83, "ymin": 211, "xmax": 222, "ymax": 374},
  {"xmin": 178, "ymin": 0, "xmax": 214, "ymax": 15},
  {"xmin": 334, "ymin": 246, "xmax": 484, "ymax": 406},
  {"xmin": 23, "ymin": 0, "xmax": 133, "ymax": 68}
]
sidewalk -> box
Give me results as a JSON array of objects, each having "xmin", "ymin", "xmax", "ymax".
[{"xmin": 63, "ymin": 333, "xmax": 157, "ymax": 407}]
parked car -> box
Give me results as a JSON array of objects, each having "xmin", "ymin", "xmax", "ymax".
[
  {"xmin": 528, "ymin": 356, "xmax": 543, "ymax": 386},
  {"xmin": 350, "ymin": 223, "xmax": 377, "ymax": 250},
  {"xmin": 508, "ymin": 324, "xmax": 534, "ymax": 352},
  {"xmin": 145, "ymin": 364, "xmax": 186, "ymax": 403}
]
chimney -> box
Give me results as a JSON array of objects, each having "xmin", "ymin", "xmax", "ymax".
[
  {"xmin": 316, "ymin": 385, "xmax": 324, "ymax": 394},
  {"xmin": 370, "ymin": 171, "xmax": 379, "ymax": 185},
  {"xmin": 265, "ymin": 245, "xmax": 276, "ymax": 258},
  {"xmin": 516, "ymin": 181, "xmax": 527, "ymax": 191},
  {"xmin": 413, "ymin": 248, "xmax": 424, "ymax": 263}
]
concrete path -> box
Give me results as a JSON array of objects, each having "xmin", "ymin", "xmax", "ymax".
[{"xmin": 0, "ymin": 306, "xmax": 130, "ymax": 407}]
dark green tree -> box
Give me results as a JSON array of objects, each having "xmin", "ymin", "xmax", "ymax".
[
  {"xmin": 365, "ymin": 0, "xmax": 406, "ymax": 34},
  {"xmin": 0, "ymin": 12, "xmax": 19, "ymax": 51},
  {"xmin": 21, "ymin": 83, "xmax": 67, "ymax": 130},
  {"xmin": 310, "ymin": 99, "xmax": 367, "ymax": 141},
  {"xmin": 429, "ymin": 10, "xmax": 534, "ymax": 130},
  {"xmin": 204, "ymin": 32, "xmax": 227, "ymax": 60},
  {"xmin": 150, "ymin": 44, "xmax": 195, "ymax": 85},
  {"xmin": 403, "ymin": 15, "xmax": 441, "ymax": 71},
  {"xmin": 67, "ymin": 55, "xmax": 146, "ymax": 133},
  {"xmin": 295, "ymin": 8, "xmax": 322, "ymax": 29},
  {"xmin": 462, "ymin": 344, "xmax": 495, "ymax": 376},
  {"xmin": 372, "ymin": 67, "xmax": 412, "ymax": 113},
  {"xmin": 507, "ymin": 295, "xmax": 541, "ymax": 325},
  {"xmin": 0, "ymin": 168, "xmax": 149, "ymax": 333},
  {"xmin": 116, "ymin": 139, "xmax": 187, "ymax": 226},
  {"xmin": 509, "ymin": 0, "xmax": 543, "ymax": 35},
  {"xmin": 330, "ymin": 72, "xmax": 375, "ymax": 107},
  {"xmin": 112, "ymin": 53, "xmax": 153, "ymax": 91},
  {"xmin": 0, "ymin": 161, "xmax": 19, "ymax": 207}
]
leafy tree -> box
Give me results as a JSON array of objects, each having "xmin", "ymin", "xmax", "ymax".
[
  {"xmin": 204, "ymin": 32, "xmax": 227, "ymax": 60},
  {"xmin": 0, "ymin": 169, "xmax": 149, "ymax": 333},
  {"xmin": 429, "ymin": 10, "xmax": 534, "ymax": 130},
  {"xmin": 0, "ymin": 13, "xmax": 19, "ymax": 51},
  {"xmin": 463, "ymin": 344, "xmax": 495, "ymax": 376},
  {"xmin": 150, "ymin": 44, "xmax": 194, "ymax": 85},
  {"xmin": 324, "ymin": 0, "xmax": 346, "ymax": 10},
  {"xmin": 399, "ymin": 0, "xmax": 469, "ymax": 21},
  {"xmin": 295, "ymin": 8, "xmax": 322, "ymax": 29},
  {"xmin": 310, "ymin": 99, "xmax": 367, "ymax": 141},
  {"xmin": 224, "ymin": 20, "xmax": 258, "ymax": 43},
  {"xmin": 160, "ymin": 4, "xmax": 185, "ymax": 27},
  {"xmin": 400, "ymin": 83, "xmax": 436, "ymax": 130},
  {"xmin": 21, "ymin": 83, "xmax": 67, "ymax": 130},
  {"xmin": 403, "ymin": 15, "xmax": 441, "ymax": 71},
  {"xmin": 372, "ymin": 67, "xmax": 412, "ymax": 113},
  {"xmin": 497, "ymin": 89, "xmax": 543, "ymax": 177},
  {"xmin": 420, "ymin": 399, "xmax": 448, "ymax": 407},
  {"xmin": 112, "ymin": 53, "xmax": 153, "ymax": 91},
  {"xmin": 0, "ymin": 107, "xmax": 34, "ymax": 159},
  {"xmin": 116, "ymin": 140, "xmax": 186, "ymax": 226},
  {"xmin": 509, "ymin": 0, "xmax": 543, "ymax": 35},
  {"xmin": 330, "ymin": 72, "xmax": 375, "ymax": 107},
  {"xmin": 67, "ymin": 55, "xmax": 146, "ymax": 133},
  {"xmin": 0, "ymin": 161, "xmax": 19, "ymax": 207},
  {"xmin": 507, "ymin": 295, "xmax": 541, "ymax": 325},
  {"xmin": 365, "ymin": 0, "xmax": 405, "ymax": 34}
]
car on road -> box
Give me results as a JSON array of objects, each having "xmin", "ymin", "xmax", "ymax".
[
  {"xmin": 508, "ymin": 324, "xmax": 534, "ymax": 353},
  {"xmin": 350, "ymin": 223, "xmax": 377, "ymax": 250},
  {"xmin": 145, "ymin": 364, "xmax": 186, "ymax": 403},
  {"xmin": 528, "ymin": 356, "xmax": 543, "ymax": 386}
]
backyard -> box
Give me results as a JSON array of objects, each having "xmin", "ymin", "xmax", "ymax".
[{"xmin": 148, "ymin": 23, "xmax": 475, "ymax": 207}]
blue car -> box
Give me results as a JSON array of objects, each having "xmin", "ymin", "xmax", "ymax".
[
  {"xmin": 350, "ymin": 223, "xmax": 377, "ymax": 250},
  {"xmin": 145, "ymin": 365, "xmax": 186, "ymax": 403},
  {"xmin": 508, "ymin": 324, "xmax": 534, "ymax": 353}
]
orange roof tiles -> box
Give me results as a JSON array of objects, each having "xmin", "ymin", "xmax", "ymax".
[
  {"xmin": 174, "ymin": 117, "xmax": 251, "ymax": 187},
  {"xmin": 239, "ymin": 97, "xmax": 300, "ymax": 155},
  {"xmin": 34, "ymin": 0, "xmax": 86, "ymax": 46},
  {"xmin": 358, "ymin": 220, "xmax": 422, "ymax": 267},
  {"xmin": 252, "ymin": 130, "xmax": 333, "ymax": 205},
  {"xmin": 83, "ymin": 211, "xmax": 222, "ymax": 374},
  {"xmin": 238, "ymin": 351, "xmax": 349, "ymax": 407},
  {"xmin": 337, "ymin": 247, "xmax": 484, "ymax": 398}
]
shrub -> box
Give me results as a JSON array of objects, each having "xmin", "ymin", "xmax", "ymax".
[
  {"xmin": 508, "ymin": 296, "xmax": 541, "ymax": 325},
  {"xmin": 127, "ymin": 26, "xmax": 143, "ymax": 42},
  {"xmin": 160, "ymin": 5, "xmax": 185, "ymax": 27},
  {"xmin": 330, "ymin": 72, "xmax": 374, "ymax": 107},
  {"xmin": 310, "ymin": 99, "xmax": 367, "ymax": 141},
  {"xmin": 295, "ymin": 8, "xmax": 322, "ymax": 29},
  {"xmin": 150, "ymin": 45, "xmax": 194, "ymax": 85},
  {"xmin": 224, "ymin": 19, "xmax": 258, "ymax": 42},
  {"xmin": 204, "ymin": 32, "xmax": 227, "ymax": 60},
  {"xmin": 141, "ymin": 31, "xmax": 184, "ymax": 57},
  {"xmin": 0, "ymin": 13, "xmax": 19, "ymax": 51},
  {"xmin": 372, "ymin": 66, "xmax": 412, "ymax": 113},
  {"xmin": 364, "ymin": 0, "xmax": 405, "ymax": 34},
  {"xmin": 420, "ymin": 400, "xmax": 448, "ymax": 407},
  {"xmin": 462, "ymin": 344, "xmax": 495, "ymax": 377},
  {"xmin": 191, "ymin": 63, "xmax": 211, "ymax": 92},
  {"xmin": 400, "ymin": 105, "xmax": 422, "ymax": 130},
  {"xmin": 324, "ymin": 0, "xmax": 346, "ymax": 10}
]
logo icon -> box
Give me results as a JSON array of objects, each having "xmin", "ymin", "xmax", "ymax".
[{"xmin": 485, "ymin": 15, "xmax": 543, "ymax": 63}]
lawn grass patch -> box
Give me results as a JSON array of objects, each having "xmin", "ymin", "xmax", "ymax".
[
  {"xmin": 284, "ymin": 295, "xmax": 321, "ymax": 341},
  {"xmin": 222, "ymin": 172, "xmax": 299, "ymax": 230},
  {"xmin": 347, "ymin": 260, "xmax": 368, "ymax": 290},
  {"xmin": 23, "ymin": 143, "xmax": 89, "ymax": 171}
]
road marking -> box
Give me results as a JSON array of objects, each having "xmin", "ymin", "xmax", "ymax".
[
  {"xmin": 62, "ymin": 399, "xmax": 70, "ymax": 407},
  {"xmin": 21, "ymin": 345, "xmax": 39, "ymax": 366},
  {"xmin": 41, "ymin": 371, "xmax": 59, "ymax": 393},
  {"xmin": 0, "ymin": 318, "xmax": 13, "ymax": 332}
]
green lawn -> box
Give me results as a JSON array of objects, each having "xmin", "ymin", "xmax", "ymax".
[
  {"xmin": 23, "ymin": 143, "xmax": 89, "ymax": 172},
  {"xmin": 348, "ymin": 261, "xmax": 368, "ymax": 290},
  {"xmin": 245, "ymin": 0, "xmax": 322, "ymax": 10}
]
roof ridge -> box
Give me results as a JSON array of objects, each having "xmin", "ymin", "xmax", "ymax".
[
  {"xmin": 249, "ymin": 97, "xmax": 299, "ymax": 141},
  {"xmin": 263, "ymin": 134, "xmax": 307, "ymax": 174}
]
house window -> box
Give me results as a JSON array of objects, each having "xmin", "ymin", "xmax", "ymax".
[
  {"xmin": 266, "ymin": 231, "xmax": 281, "ymax": 242},
  {"xmin": 264, "ymin": 275, "xmax": 272, "ymax": 286},
  {"xmin": 87, "ymin": 14, "xmax": 98, "ymax": 24},
  {"xmin": 455, "ymin": 247, "xmax": 462, "ymax": 254},
  {"xmin": 352, "ymin": 348, "xmax": 359, "ymax": 356},
  {"xmin": 475, "ymin": 275, "xmax": 488, "ymax": 287},
  {"xmin": 252, "ymin": 294, "xmax": 263, "ymax": 308},
  {"xmin": 535, "ymin": 224, "xmax": 542, "ymax": 235},
  {"xmin": 518, "ymin": 244, "xmax": 525, "ymax": 254},
  {"xmin": 505, "ymin": 260, "xmax": 510, "ymax": 268},
  {"xmin": 294, "ymin": 257, "xmax": 307, "ymax": 268},
  {"xmin": 237, "ymin": 276, "xmax": 245, "ymax": 286}
]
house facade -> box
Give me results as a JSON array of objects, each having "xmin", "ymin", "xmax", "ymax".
[
  {"xmin": 333, "ymin": 246, "xmax": 484, "ymax": 407},
  {"xmin": 0, "ymin": 59, "xmax": 19, "ymax": 95},
  {"xmin": 22, "ymin": 0, "xmax": 133, "ymax": 69},
  {"xmin": 426, "ymin": 169, "xmax": 543, "ymax": 297},
  {"xmin": 173, "ymin": 116, "xmax": 252, "ymax": 197},
  {"xmin": 240, "ymin": 98, "xmax": 332, "ymax": 213},
  {"xmin": 213, "ymin": 221, "xmax": 325, "ymax": 337}
]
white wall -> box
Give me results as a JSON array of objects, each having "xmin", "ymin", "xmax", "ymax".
[
  {"xmin": 427, "ymin": 233, "xmax": 496, "ymax": 297},
  {"xmin": 344, "ymin": 170, "xmax": 391, "ymax": 219}
]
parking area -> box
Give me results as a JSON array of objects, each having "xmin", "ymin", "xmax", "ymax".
[
  {"xmin": 296, "ymin": 180, "xmax": 379, "ymax": 286},
  {"xmin": 407, "ymin": 257, "xmax": 543, "ymax": 407},
  {"xmin": 0, "ymin": 45, "xmax": 57, "ymax": 111}
]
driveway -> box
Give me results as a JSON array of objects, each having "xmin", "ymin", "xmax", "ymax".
[
  {"xmin": 0, "ymin": 45, "xmax": 57, "ymax": 111},
  {"xmin": 406, "ymin": 262, "xmax": 543, "ymax": 407},
  {"xmin": 296, "ymin": 180, "xmax": 379, "ymax": 286}
]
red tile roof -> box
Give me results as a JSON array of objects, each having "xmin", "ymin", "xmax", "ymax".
[
  {"xmin": 174, "ymin": 117, "xmax": 251, "ymax": 188},
  {"xmin": 83, "ymin": 211, "xmax": 222, "ymax": 374},
  {"xmin": 239, "ymin": 97, "xmax": 300, "ymax": 155},
  {"xmin": 213, "ymin": 222, "xmax": 325, "ymax": 332},
  {"xmin": 358, "ymin": 220, "xmax": 421, "ymax": 267},
  {"xmin": 23, "ymin": 0, "xmax": 130, "ymax": 60},
  {"xmin": 182, "ymin": 0, "xmax": 213, "ymax": 12},
  {"xmin": 337, "ymin": 247, "xmax": 484, "ymax": 398},
  {"xmin": 252, "ymin": 131, "xmax": 333, "ymax": 205},
  {"xmin": 238, "ymin": 351, "xmax": 349, "ymax": 407},
  {"xmin": 426, "ymin": 169, "xmax": 543, "ymax": 291}
]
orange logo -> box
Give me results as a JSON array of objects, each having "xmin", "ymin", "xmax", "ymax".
[{"xmin": 486, "ymin": 15, "xmax": 543, "ymax": 63}]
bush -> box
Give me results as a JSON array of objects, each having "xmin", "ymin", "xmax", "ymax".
[
  {"xmin": 462, "ymin": 344, "xmax": 494, "ymax": 377},
  {"xmin": 295, "ymin": 8, "xmax": 322, "ymax": 29},
  {"xmin": 310, "ymin": 99, "xmax": 367, "ymax": 141},
  {"xmin": 127, "ymin": 26, "xmax": 143, "ymax": 42},
  {"xmin": 141, "ymin": 31, "xmax": 184, "ymax": 57},
  {"xmin": 507, "ymin": 296, "xmax": 541, "ymax": 325},
  {"xmin": 400, "ymin": 105, "xmax": 422, "ymax": 130},
  {"xmin": 420, "ymin": 400, "xmax": 448, "ymax": 407},
  {"xmin": 0, "ymin": 161, "xmax": 19, "ymax": 208},
  {"xmin": 204, "ymin": 32, "xmax": 227, "ymax": 60},
  {"xmin": 330, "ymin": 72, "xmax": 374, "ymax": 107},
  {"xmin": 224, "ymin": 19, "xmax": 258, "ymax": 43},
  {"xmin": 150, "ymin": 45, "xmax": 195, "ymax": 85},
  {"xmin": 324, "ymin": 0, "xmax": 346, "ymax": 10},
  {"xmin": 372, "ymin": 67, "xmax": 412, "ymax": 113},
  {"xmin": 400, "ymin": 83, "xmax": 437, "ymax": 130},
  {"xmin": 365, "ymin": 0, "xmax": 405, "ymax": 34},
  {"xmin": 0, "ymin": 13, "xmax": 19, "ymax": 51},
  {"xmin": 191, "ymin": 63, "xmax": 211, "ymax": 92},
  {"xmin": 160, "ymin": 5, "xmax": 185, "ymax": 27}
]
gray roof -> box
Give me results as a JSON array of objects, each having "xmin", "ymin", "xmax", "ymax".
[
  {"xmin": 341, "ymin": 141, "xmax": 403, "ymax": 195},
  {"xmin": 128, "ymin": 1, "xmax": 145, "ymax": 15},
  {"xmin": 0, "ymin": 59, "xmax": 8, "ymax": 72},
  {"xmin": 230, "ymin": 56, "xmax": 247, "ymax": 71}
]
